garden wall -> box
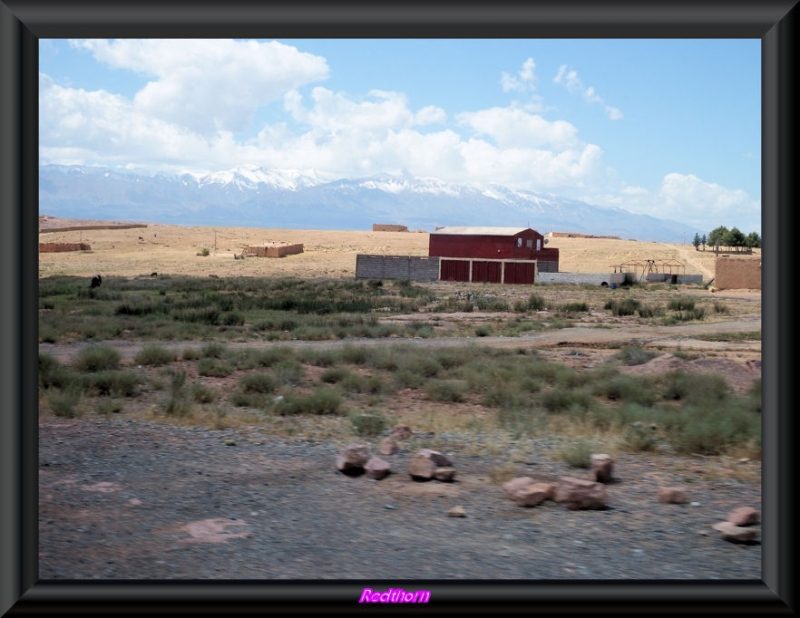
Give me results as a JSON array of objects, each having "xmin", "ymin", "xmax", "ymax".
[{"xmin": 355, "ymin": 255, "xmax": 440, "ymax": 281}]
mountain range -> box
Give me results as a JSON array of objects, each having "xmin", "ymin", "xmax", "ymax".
[{"xmin": 39, "ymin": 164, "xmax": 700, "ymax": 243}]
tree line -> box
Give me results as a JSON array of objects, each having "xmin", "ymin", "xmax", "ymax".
[{"xmin": 692, "ymin": 226, "xmax": 761, "ymax": 252}]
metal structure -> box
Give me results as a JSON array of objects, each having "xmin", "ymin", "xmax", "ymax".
[{"xmin": 618, "ymin": 259, "xmax": 687, "ymax": 282}]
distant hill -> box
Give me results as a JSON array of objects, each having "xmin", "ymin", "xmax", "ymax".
[{"xmin": 39, "ymin": 164, "xmax": 700, "ymax": 243}]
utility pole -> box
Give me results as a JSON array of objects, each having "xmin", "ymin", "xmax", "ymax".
[{"xmin": 214, "ymin": 231, "xmax": 217, "ymax": 254}]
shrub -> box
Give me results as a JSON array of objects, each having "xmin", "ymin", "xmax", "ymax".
[
  {"xmin": 557, "ymin": 440, "xmax": 595, "ymax": 468},
  {"xmin": 424, "ymin": 379, "xmax": 467, "ymax": 403},
  {"xmin": 134, "ymin": 344, "xmax": 177, "ymax": 366},
  {"xmin": 667, "ymin": 296, "xmax": 696, "ymax": 311},
  {"xmin": 274, "ymin": 387, "xmax": 343, "ymax": 416},
  {"xmin": 163, "ymin": 370, "xmax": 192, "ymax": 417},
  {"xmin": 661, "ymin": 370, "xmax": 729, "ymax": 406},
  {"xmin": 73, "ymin": 344, "xmax": 121, "ymax": 372},
  {"xmin": 198, "ymin": 247, "xmax": 210, "ymax": 257},
  {"xmin": 197, "ymin": 358, "xmax": 234, "ymax": 378},
  {"xmin": 191, "ymin": 383, "xmax": 216, "ymax": 403},
  {"xmin": 604, "ymin": 298, "xmax": 641, "ymax": 317},
  {"xmin": 319, "ymin": 367, "xmax": 351, "ymax": 384},
  {"xmin": 39, "ymin": 353, "xmax": 73, "ymax": 390},
  {"xmin": 96, "ymin": 398, "xmax": 123, "ymax": 416},
  {"xmin": 83, "ymin": 370, "xmax": 141, "ymax": 397},
  {"xmin": 614, "ymin": 346, "xmax": 659, "ymax": 366},
  {"xmin": 526, "ymin": 293, "xmax": 546, "ymax": 311},
  {"xmin": 350, "ymin": 411, "xmax": 387, "ymax": 436},
  {"xmin": 48, "ymin": 386, "xmax": 82, "ymax": 418},
  {"xmin": 592, "ymin": 374, "xmax": 658, "ymax": 406},
  {"xmin": 558, "ymin": 302, "xmax": 589, "ymax": 313},
  {"xmin": 540, "ymin": 388, "xmax": 594, "ymax": 413},
  {"xmin": 239, "ymin": 373, "xmax": 277, "ymax": 394}
]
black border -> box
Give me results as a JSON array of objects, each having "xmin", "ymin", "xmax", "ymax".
[{"xmin": 2, "ymin": 1, "xmax": 796, "ymax": 614}]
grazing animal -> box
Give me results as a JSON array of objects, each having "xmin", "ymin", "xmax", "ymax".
[
  {"xmin": 90, "ymin": 275, "xmax": 102, "ymax": 289},
  {"xmin": 209, "ymin": 274, "xmax": 219, "ymax": 279},
  {"xmin": 150, "ymin": 272, "xmax": 158, "ymax": 277},
  {"xmin": 138, "ymin": 236, "xmax": 144, "ymax": 241}
]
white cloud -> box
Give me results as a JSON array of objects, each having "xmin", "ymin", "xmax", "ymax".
[
  {"xmin": 502, "ymin": 58, "xmax": 538, "ymax": 93},
  {"xmin": 585, "ymin": 174, "xmax": 760, "ymax": 233},
  {"xmin": 457, "ymin": 108, "xmax": 579, "ymax": 150},
  {"xmin": 69, "ymin": 39, "xmax": 329, "ymax": 135},
  {"xmin": 554, "ymin": 64, "xmax": 622, "ymax": 120}
]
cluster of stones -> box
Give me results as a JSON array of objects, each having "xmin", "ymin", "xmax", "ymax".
[
  {"xmin": 503, "ymin": 453, "xmax": 615, "ymax": 511},
  {"xmin": 712, "ymin": 507, "xmax": 761, "ymax": 543},
  {"xmin": 336, "ymin": 424, "xmax": 457, "ymax": 484}
]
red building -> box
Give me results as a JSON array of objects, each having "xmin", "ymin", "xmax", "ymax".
[{"xmin": 429, "ymin": 226, "xmax": 559, "ymax": 283}]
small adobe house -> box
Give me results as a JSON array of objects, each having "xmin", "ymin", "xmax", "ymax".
[{"xmin": 428, "ymin": 226, "xmax": 559, "ymax": 283}]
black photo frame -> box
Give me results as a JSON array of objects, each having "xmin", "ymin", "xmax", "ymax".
[{"xmin": 1, "ymin": 1, "xmax": 795, "ymax": 614}]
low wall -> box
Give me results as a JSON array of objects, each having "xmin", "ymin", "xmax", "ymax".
[
  {"xmin": 243, "ymin": 244, "xmax": 304, "ymax": 258},
  {"xmin": 372, "ymin": 224, "xmax": 409, "ymax": 232},
  {"xmin": 537, "ymin": 273, "xmax": 626, "ymax": 286},
  {"xmin": 643, "ymin": 274, "xmax": 704, "ymax": 284},
  {"xmin": 714, "ymin": 257, "xmax": 761, "ymax": 290},
  {"xmin": 39, "ymin": 242, "xmax": 91, "ymax": 253},
  {"xmin": 355, "ymin": 255, "xmax": 440, "ymax": 281}
]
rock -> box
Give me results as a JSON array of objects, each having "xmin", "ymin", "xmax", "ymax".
[
  {"xmin": 658, "ymin": 487, "xmax": 688, "ymax": 504},
  {"xmin": 503, "ymin": 477, "xmax": 556, "ymax": 507},
  {"xmin": 408, "ymin": 450, "xmax": 454, "ymax": 482},
  {"xmin": 433, "ymin": 467, "xmax": 456, "ymax": 482},
  {"xmin": 447, "ymin": 506, "xmax": 467, "ymax": 518},
  {"xmin": 390, "ymin": 424, "xmax": 412, "ymax": 440},
  {"xmin": 555, "ymin": 476, "xmax": 608, "ymax": 510},
  {"xmin": 364, "ymin": 457, "xmax": 391, "ymax": 480},
  {"xmin": 378, "ymin": 437, "xmax": 399, "ymax": 456},
  {"xmin": 712, "ymin": 521, "xmax": 759, "ymax": 543},
  {"xmin": 336, "ymin": 444, "xmax": 369, "ymax": 475},
  {"xmin": 223, "ymin": 438, "xmax": 236, "ymax": 446},
  {"xmin": 591, "ymin": 453, "xmax": 614, "ymax": 483},
  {"xmin": 728, "ymin": 507, "xmax": 760, "ymax": 526}
]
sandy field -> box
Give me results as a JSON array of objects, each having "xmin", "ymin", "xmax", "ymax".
[{"xmin": 38, "ymin": 217, "xmax": 743, "ymax": 282}]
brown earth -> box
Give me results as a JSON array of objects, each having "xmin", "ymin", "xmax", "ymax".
[{"xmin": 36, "ymin": 216, "xmax": 763, "ymax": 584}]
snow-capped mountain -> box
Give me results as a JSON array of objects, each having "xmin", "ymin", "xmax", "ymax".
[{"xmin": 39, "ymin": 164, "xmax": 700, "ymax": 242}]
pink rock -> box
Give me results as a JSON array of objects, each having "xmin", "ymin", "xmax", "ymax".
[
  {"xmin": 591, "ymin": 454, "xmax": 614, "ymax": 483},
  {"xmin": 555, "ymin": 476, "xmax": 608, "ymax": 510},
  {"xmin": 408, "ymin": 455, "xmax": 436, "ymax": 480},
  {"xmin": 378, "ymin": 437, "xmax": 399, "ymax": 456},
  {"xmin": 658, "ymin": 487, "xmax": 688, "ymax": 504},
  {"xmin": 391, "ymin": 424, "xmax": 412, "ymax": 440},
  {"xmin": 712, "ymin": 521, "xmax": 759, "ymax": 543},
  {"xmin": 503, "ymin": 477, "xmax": 555, "ymax": 507},
  {"xmin": 336, "ymin": 444, "xmax": 369, "ymax": 474},
  {"xmin": 728, "ymin": 506, "xmax": 760, "ymax": 526},
  {"xmin": 433, "ymin": 467, "xmax": 456, "ymax": 482},
  {"xmin": 365, "ymin": 457, "xmax": 391, "ymax": 480}
]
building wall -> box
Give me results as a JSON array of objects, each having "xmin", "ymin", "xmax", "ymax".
[
  {"xmin": 355, "ymin": 255, "xmax": 440, "ymax": 281},
  {"xmin": 714, "ymin": 257, "xmax": 761, "ymax": 290},
  {"xmin": 243, "ymin": 244, "xmax": 304, "ymax": 258},
  {"xmin": 429, "ymin": 229, "xmax": 559, "ymax": 270},
  {"xmin": 439, "ymin": 258, "xmax": 537, "ymax": 284}
]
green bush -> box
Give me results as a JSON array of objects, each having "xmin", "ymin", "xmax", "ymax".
[
  {"xmin": 48, "ymin": 386, "xmax": 82, "ymax": 418},
  {"xmin": 197, "ymin": 358, "xmax": 234, "ymax": 378},
  {"xmin": 592, "ymin": 374, "xmax": 658, "ymax": 406},
  {"xmin": 667, "ymin": 296, "xmax": 696, "ymax": 311},
  {"xmin": 614, "ymin": 346, "xmax": 659, "ymax": 366},
  {"xmin": 73, "ymin": 344, "xmax": 121, "ymax": 372},
  {"xmin": 424, "ymin": 379, "xmax": 467, "ymax": 403},
  {"xmin": 350, "ymin": 411, "xmax": 387, "ymax": 436},
  {"xmin": 134, "ymin": 344, "xmax": 177, "ymax": 366},
  {"xmin": 604, "ymin": 298, "xmax": 641, "ymax": 316},
  {"xmin": 557, "ymin": 440, "xmax": 595, "ymax": 468},
  {"xmin": 526, "ymin": 293, "xmax": 546, "ymax": 311},
  {"xmin": 239, "ymin": 373, "xmax": 277, "ymax": 394},
  {"xmin": 273, "ymin": 387, "xmax": 343, "ymax": 416},
  {"xmin": 83, "ymin": 370, "xmax": 141, "ymax": 397}
]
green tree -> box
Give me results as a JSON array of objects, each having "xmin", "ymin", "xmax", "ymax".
[
  {"xmin": 708, "ymin": 226, "xmax": 729, "ymax": 252},
  {"xmin": 728, "ymin": 227, "xmax": 746, "ymax": 250},
  {"xmin": 701, "ymin": 234, "xmax": 707, "ymax": 250},
  {"xmin": 745, "ymin": 232, "xmax": 761, "ymax": 248},
  {"xmin": 692, "ymin": 233, "xmax": 702, "ymax": 251}
]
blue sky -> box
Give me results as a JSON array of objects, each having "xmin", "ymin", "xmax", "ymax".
[{"xmin": 39, "ymin": 38, "xmax": 761, "ymax": 235}]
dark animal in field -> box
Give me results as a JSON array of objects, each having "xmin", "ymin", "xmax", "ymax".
[
  {"xmin": 234, "ymin": 254, "xmax": 244, "ymax": 260},
  {"xmin": 151, "ymin": 272, "xmax": 158, "ymax": 277},
  {"xmin": 209, "ymin": 274, "xmax": 219, "ymax": 279},
  {"xmin": 90, "ymin": 275, "xmax": 102, "ymax": 289},
  {"xmin": 138, "ymin": 236, "xmax": 144, "ymax": 241}
]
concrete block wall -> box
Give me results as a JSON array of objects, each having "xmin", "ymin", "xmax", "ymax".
[
  {"xmin": 355, "ymin": 255, "xmax": 440, "ymax": 281},
  {"xmin": 537, "ymin": 272, "xmax": 626, "ymax": 286},
  {"xmin": 39, "ymin": 242, "xmax": 91, "ymax": 253}
]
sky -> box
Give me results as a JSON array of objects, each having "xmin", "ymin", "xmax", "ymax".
[{"xmin": 39, "ymin": 38, "xmax": 762, "ymax": 235}]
